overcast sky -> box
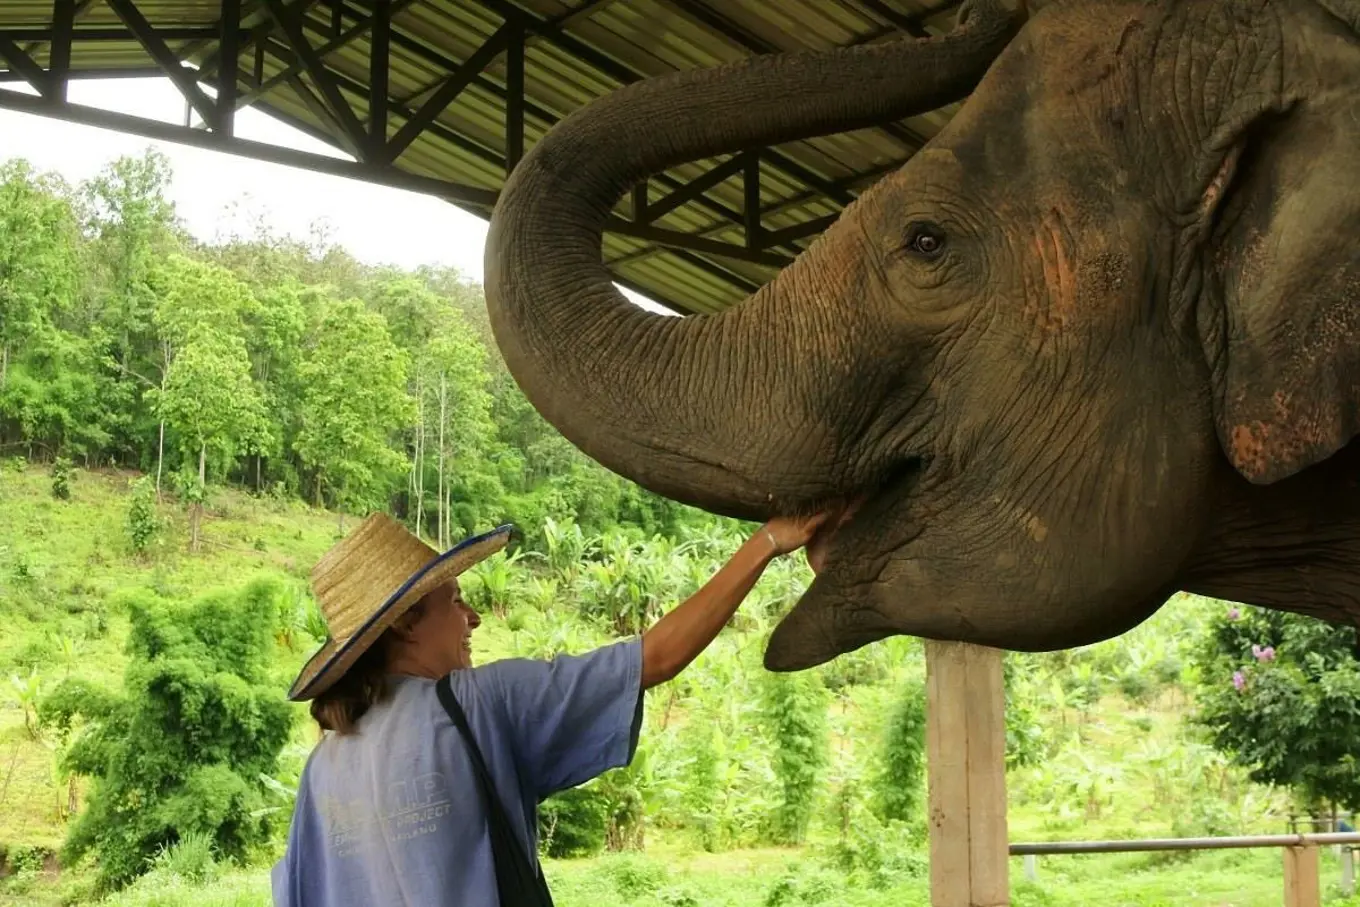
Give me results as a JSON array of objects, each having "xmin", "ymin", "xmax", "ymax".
[{"xmin": 0, "ymin": 76, "xmax": 669, "ymax": 313}]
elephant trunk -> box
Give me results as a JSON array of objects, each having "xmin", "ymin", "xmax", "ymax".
[{"xmin": 485, "ymin": 0, "xmax": 1026, "ymax": 519}]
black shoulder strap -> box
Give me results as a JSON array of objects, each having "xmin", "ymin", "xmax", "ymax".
[{"xmin": 435, "ymin": 674, "xmax": 555, "ymax": 907}]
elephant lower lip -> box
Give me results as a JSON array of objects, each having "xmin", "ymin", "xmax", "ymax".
[{"xmin": 806, "ymin": 457, "xmax": 923, "ymax": 573}]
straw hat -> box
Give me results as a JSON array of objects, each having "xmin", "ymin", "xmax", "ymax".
[{"xmin": 287, "ymin": 512, "xmax": 514, "ymax": 701}]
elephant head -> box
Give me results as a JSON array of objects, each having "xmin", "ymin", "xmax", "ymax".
[{"xmin": 484, "ymin": 0, "xmax": 1360, "ymax": 670}]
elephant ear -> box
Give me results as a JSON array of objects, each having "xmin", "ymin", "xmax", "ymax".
[{"xmin": 1199, "ymin": 55, "xmax": 1360, "ymax": 485}]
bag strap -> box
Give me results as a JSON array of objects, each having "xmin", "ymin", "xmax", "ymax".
[{"xmin": 435, "ymin": 674, "xmax": 555, "ymax": 907}]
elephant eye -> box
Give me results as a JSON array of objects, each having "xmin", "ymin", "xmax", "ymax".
[{"xmin": 905, "ymin": 222, "xmax": 946, "ymax": 260}]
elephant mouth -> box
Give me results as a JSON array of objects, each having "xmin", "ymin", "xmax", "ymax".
[{"xmin": 804, "ymin": 456, "xmax": 926, "ymax": 574}]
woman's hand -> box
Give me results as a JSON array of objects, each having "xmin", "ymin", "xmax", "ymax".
[
  {"xmin": 759, "ymin": 511, "xmax": 836, "ymax": 556},
  {"xmin": 639, "ymin": 508, "xmax": 837, "ymax": 689}
]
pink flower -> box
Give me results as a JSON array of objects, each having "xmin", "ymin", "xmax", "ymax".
[
  {"xmin": 1232, "ymin": 671, "xmax": 1246, "ymax": 691},
  {"xmin": 1227, "ymin": 607, "xmax": 1241, "ymax": 621},
  {"xmin": 1252, "ymin": 644, "xmax": 1276, "ymax": 663}
]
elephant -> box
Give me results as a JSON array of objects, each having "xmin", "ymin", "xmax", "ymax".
[{"xmin": 483, "ymin": 0, "xmax": 1360, "ymax": 672}]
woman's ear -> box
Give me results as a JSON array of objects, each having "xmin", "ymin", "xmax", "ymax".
[
  {"xmin": 388, "ymin": 601, "xmax": 427, "ymax": 642},
  {"xmin": 1198, "ymin": 27, "xmax": 1360, "ymax": 484}
]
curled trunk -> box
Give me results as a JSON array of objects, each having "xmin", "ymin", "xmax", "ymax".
[{"xmin": 485, "ymin": 0, "xmax": 1026, "ymax": 518}]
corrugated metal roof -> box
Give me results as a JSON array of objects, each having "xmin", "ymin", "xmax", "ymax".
[{"xmin": 0, "ymin": 0, "xmax": 970, "ymax": 315}]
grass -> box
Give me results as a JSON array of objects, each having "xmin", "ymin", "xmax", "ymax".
[
  {"xmin": 2, "ymin": 461, "xmax": 1355, "ymax": 905},
  {"xmin": 11, "ymin": 847, "xmax": 1360, "ymax": 907}
]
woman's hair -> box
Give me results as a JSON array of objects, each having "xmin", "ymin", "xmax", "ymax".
[{"xmin": 309, "ymin": 599, "xmax": 425, "ymax": 735}]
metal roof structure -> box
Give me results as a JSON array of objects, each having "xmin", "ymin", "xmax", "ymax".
[{"xmin": 0, "ymin": 0, "xmax": 971, "ymax": 315}]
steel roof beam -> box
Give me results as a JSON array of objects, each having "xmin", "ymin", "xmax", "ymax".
[
  {"xmin": 0, "ymin": 27, "xmax": 232, "ymax": 42},
  {"xmin": 368, "ymin": 0, "xmax": 389, "ymax": 157},
  {"xmin": 48, "ymin": 0, "xmax": 76, "ymax": 102},
  {"xmin": 218, "ymin": 0, "xmax": 241, "ymax": 137},
  {"xmin": 321, "ymin": 2, "xmax": 808, "ymax": 261},
  {"xmin": 471, "ymin": 0, "xmax": 860, "ymax": 209},
  {"xmin": 0, "ymin": 37, "xmax": 54, "ymax": 98},
  {"xmin": 106, "ymin": 0, "xmax": 221, "ymax": 130},
  {"xmin": 230, "ymin": 0, "xmax": 420, "ymax": 111},
  {"xmin": 0, "ymin": 84, "xmax": 500, "ymax": 208},
  {"xmin": 262, "ymin": 0, "xmax": 369, "ymax": 159},
  {"xmin": 196, "ymin": 0, "xmax": 315, "ymax": 80},
  {"xmin": 381, "ymin": 22, "xmax": 514, "ymax": 165}
]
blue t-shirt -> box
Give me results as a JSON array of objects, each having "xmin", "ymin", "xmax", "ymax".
[{"xmin": 271, "ymin": 638, "xmax": 644, "ymax": 906}]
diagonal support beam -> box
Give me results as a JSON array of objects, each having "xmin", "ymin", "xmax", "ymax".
[
  {"xmin": 285, "ymin": 71, "xmax": 363, "ymax": 158},
  {"xmin": 262, "ymin": 0, "xmax": 369, "ymax": 157},
  {"xmin": 105, "ymin": 0, "xmax": 220, "ymax": 130},
  {"xmin": 382, "ymin": 22, "xmax": 513, "ymax": 165},
  {"xmin": 196, "ymin": 0, "xmax": 314, "ymax": 79},
  {"xmin": 606, "ymin": 217, "xmax": 793, "ymax": 268},
  {"xmin": 643, "ymin": 154, "xmax": 746, "ymax": 222},
  {"xmin": 231, "ymin": 0, "xmax": 418, "ymax": 111},
  {"xmin": 0, "ymin": 86, "xmax": 500, "ymax": 207},
  {"xmin": 0, "ymin": 37, "xmax": 53, "ymax": 97}
]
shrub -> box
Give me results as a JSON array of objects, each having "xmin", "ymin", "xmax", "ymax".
[
  {"xmin": 874, "ymin": 680, "xmax": 927, "ymax": 823},
  {"xmin": 38, "ymin": 576, "xmax": 295, "ymax": 891},
  {"xmin": 1190, "ymin": 602, "xmax": 1360, "ymax": 811},
  {"xmin": 50, "ymin": 457, "xmax": 71, "ymax": 500},
  {"xmin": 538, "ymin": 786, "xmax": 608, "ymax": 858},
  {"xmin": 125, "ymin": 477, "xmax": 159, "ymax": 555},
  {"xmin": 760, "ymin": 668, "xmax": 830, "ymax": 845}
]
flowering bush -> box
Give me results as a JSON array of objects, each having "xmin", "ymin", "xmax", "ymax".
[{"xmin": 1190, "ymin": 602, "xmax": 1360, "ymax": 811}]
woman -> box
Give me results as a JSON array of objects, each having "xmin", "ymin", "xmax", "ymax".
[{"xmin": 271, "ymin": 509, "xmax": 830, "ymax": 906}]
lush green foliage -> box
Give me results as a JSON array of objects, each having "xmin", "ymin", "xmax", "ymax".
[
  {"xmin": 37, "ymin": 578, "xmax": 296, "ymax": 891},
  {"xmin": 1191, "ymin": 603, "xmax": 1360, "ymax": 812},
  {"xmin": 873, "ymin": 681, "xmax": 927, "ymax": 823},
  {"xmin": 759, "ymin": 668, "xmax": 830, "ymax": 845}
]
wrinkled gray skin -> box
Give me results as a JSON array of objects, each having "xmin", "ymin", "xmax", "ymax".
[{"xmin": 485, "ymin": 0, "xmax": 1360, "ymax": 671}]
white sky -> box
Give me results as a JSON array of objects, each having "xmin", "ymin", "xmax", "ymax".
[{"xmin": 0, "ymin": 76, "xmax": 672, "ymax": 314}]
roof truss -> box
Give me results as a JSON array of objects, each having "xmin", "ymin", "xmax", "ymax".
[{"xmin": 0, "ymin": 0, "xmax": 967, "ymax": 314}]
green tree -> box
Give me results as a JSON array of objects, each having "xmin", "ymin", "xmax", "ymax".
[
  {"xmin": 417, "ymin": 315, "xmax": 499, "ymax": 545},
  {"xmin": 81, "ymin": 149, "xmax": 182, "ymax": 466},
  {"xmin": 146, "ymin": 253, "xmax": 263, "ymax": 494},
  {"xmin": 1191, "ymin": 603, "xmax": 1360, "ymax": 812},
  {"xmin": 153, "ymin": 332, "xmax": 268, "ymax": 550},
  {"xmin": 294, "ymin": 297, "xmax": 413, "ymax": 524},
  {"xmin": 0, "ymin": 159, "xmax": 82, "ymax": 392},
  {"xmin": 38, "ymin": 577, "xmax": 295, "ymax": 892},
  {"xmin": 0, "ymin": 327, "xmax": 110, "ymax": 459}
]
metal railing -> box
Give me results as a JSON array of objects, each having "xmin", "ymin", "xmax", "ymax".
[
  {"xmin": 1009, "ymin": 832, "xmax": 1360, "ymax": 907},
  {"xmin": 1011, "ymin": 832, "xmax": 1360, "ymax": 855}
]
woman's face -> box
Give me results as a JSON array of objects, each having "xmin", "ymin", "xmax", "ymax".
[{"xmin": 406, "ymin": 579, "xmax": 481, "ymax": 673}]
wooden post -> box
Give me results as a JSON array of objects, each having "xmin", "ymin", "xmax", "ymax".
[
  {"xmin": 926, "ymin": 640, "xmax": 1010, "ymax": 907},
  {"xmin": 1284, "ymin": 845, "xmax": 1320, "ymax": 907}
]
